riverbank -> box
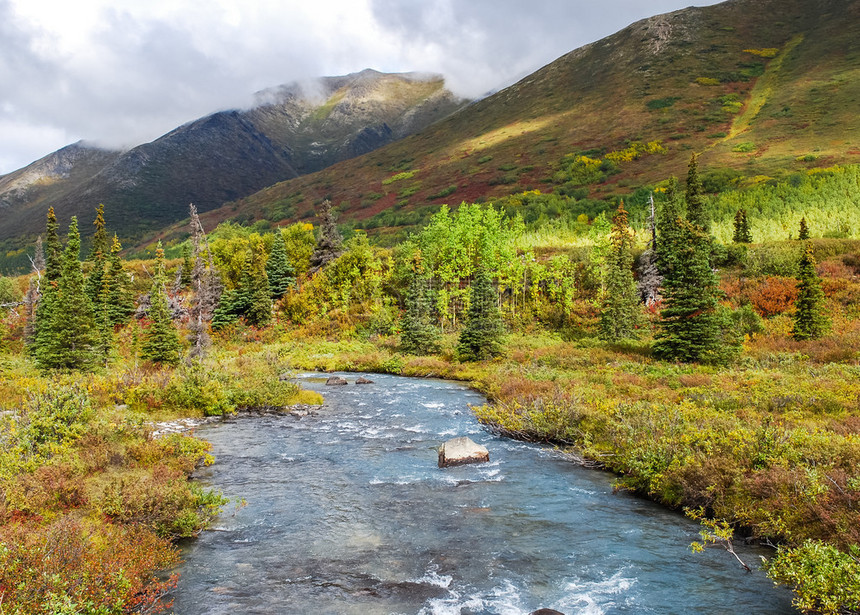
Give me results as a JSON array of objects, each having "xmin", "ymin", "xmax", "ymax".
[{"xmin": 0, "ymin": 348, "xmax": 323, "ymax": 613}]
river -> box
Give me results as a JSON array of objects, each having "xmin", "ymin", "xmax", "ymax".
[{"xmin": 170, "ymin": 373, "xmax": 794, "ymax": 614}]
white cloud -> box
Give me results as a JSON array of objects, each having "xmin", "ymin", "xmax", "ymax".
[{"xmin": 0, "ymin": 0, "xmax": 722, "ymax": 174}]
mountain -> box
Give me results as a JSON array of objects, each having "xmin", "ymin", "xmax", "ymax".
[
  {"xmin": 0, "ymin": 70, "xmax": 466, "ymax": 251},
  {"xmin": 215, "ymin": 0, "xmax": 859, "ymax": 235}
]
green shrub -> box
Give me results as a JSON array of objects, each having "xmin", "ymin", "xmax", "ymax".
[
  {"xmin": 647, "ymin": 96, "xmax": 680, "ymax": 110},
  {"xmin": 766, "ymin": 541, "xmax": 860, "ymax": 615}
]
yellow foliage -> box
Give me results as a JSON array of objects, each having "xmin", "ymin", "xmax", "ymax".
[
  {"xmin": 744, "ymin": 48, "xmax": 779, "ymax": 58},
  {"xmin": 696, "ymin": 77, "xmax": 721, "ymax": 86},
  {"xmin": 604, "ymin": 141, "xmax": 668, "ymax": 163}
]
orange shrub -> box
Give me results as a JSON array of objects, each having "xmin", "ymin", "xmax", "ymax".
[
  {"xmin": 724, "ymin": 276, "xmax": 799, "ymax": 318},
  {"xmin": 0, "ymin": 516, "xmax": 178, "ymax": 614}
]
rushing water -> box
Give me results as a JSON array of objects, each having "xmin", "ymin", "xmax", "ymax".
[{"xmin": 171, "ymin": 373, "xmax": 794, "ymax": 614}]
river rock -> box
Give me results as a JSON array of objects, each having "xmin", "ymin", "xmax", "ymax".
[
  {"xmin": 438, "ymin": 436, "xmax": 489, "ymax": 468},
  {"xmin": 355, "ymin": 376, "xmax": 374, "ymax": 384},
  {"xmin": 531, "ymin": 610, "xmax": 566, "ymax": 615},
  {"xmin": 326, "ymin": 376, "xmax": 348, "ymax": 386}
]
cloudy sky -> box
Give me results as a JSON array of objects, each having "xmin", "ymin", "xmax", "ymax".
[{"xmin": 0, "ymin": 0, "xmax": 722, "ymax": 174}]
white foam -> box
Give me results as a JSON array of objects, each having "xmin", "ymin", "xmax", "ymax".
[
  {"xmin": 555, "ymin": 570, "xmax": 637, "ymax": 615},
  {"xmin": 419, "ymin": 579, "xmax": 523, "ymax": 615}
]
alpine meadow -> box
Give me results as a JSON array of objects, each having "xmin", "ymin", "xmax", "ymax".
[{"xmin": 2, "ymin": 0, "xmax": 860, "ymax": 613}]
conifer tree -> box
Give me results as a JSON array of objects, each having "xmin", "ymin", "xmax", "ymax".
[
  {"xmin": 245, "ymin": 244, "xmax": 272, "ymax": 327},
  {"xmin": 140, "ymin": 243, "xmax": 181, "ymax": 365},
  {"xmin": 798, "ymin": 217, "xmax": 810, "ymax": 241},
  {"xmin": 35, "ymin": 217, "xmax": 98, "ymax": 370},
  {"xmin": 685, "ymin": 153, "xmax": 709, "ymax": 231},
  {"xmin": 457, "ymin": 267, "xmax": 504, "ymax": 361},
  {"xmin": 44, "ymin": 207, "xmax": 62, "ymax": 283},
  {"xmin": 653, "ymin": 217, "xmax": 724, "ymax": 362},
  {"xmin": 103, "ymin": 235, "xmax": 135, "ymax": 326},
  {"xmin": 599, "ymin": 201, "xmax": 641, "ymax": 341},
  {"xmin": 309, "ymin": 199, "xmax": 344, "ymax": 272},
  {"xmin": 30, "ymin": 208, "xmax": 64, "ymax": 358},
  {"xmin": 267, "ymin": 229, "xmax": 295, "ymax": 300},
  {"xmin": 733, "ymin": 209, "xmax": 752, "ymax": 243},
  {"xmin": 792, "ymin": 242, "xmax": 830, "ymax": 340},
  {"xmin": 85, "ymin": 204, "xmax": 109, "ymax": 305},
  {"xmin": 400, "ymin": 258, "xmax": 440, "ymax": 355}
]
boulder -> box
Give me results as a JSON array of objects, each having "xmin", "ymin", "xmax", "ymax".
[
  {"xmin": 438, "ymin": 436, "xmax": 489, "ymax": 468},
  {"xmin": 530, "ymin": 610, "xmax": 566, "ymax": 615},
  {"xmin": 326, "ymin": 376, "xmax": 348, "ymax": 386},
  {"xmin": 355, "ymin": 376, "xmax": 374, "ymax": 384}
]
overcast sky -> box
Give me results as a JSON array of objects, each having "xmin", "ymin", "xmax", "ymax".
[{"xmin": 0, "ymin": 0, "xmax": 722, "ymax": 174}]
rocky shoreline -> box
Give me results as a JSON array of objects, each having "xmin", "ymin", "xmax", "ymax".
[{"xmin": 148, "ymin": 404, "xmax": 319, "ymax": 438}]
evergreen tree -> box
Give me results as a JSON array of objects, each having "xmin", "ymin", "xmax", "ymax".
[
  {"xmin": 140, "ymin": 243, "xmax": 181, "ymax": 365},
  {"xmin": 309, "ymin": 199, "xmax": 344, "ymax": 272},
  {"xmin": 245, "ymin": 245, "xmax": 272, "ymax": 327},
  {"xmin": 103, "ymin": 235, "xmax": 135, "ymax": 326},
  {"xmin": 35, "ymin": 217, "xmax": 98, "ymax": 370},
  {"xmin": 792, "ymin": 242, "xmax": 830, "ymax": 340},
  {"xmin": 44, "ymin": 207, "xmax": 62, "ymax": 283},
  {"xmin": 798, "ymin": 217, "xmax": 810, "ymax": 241},
  {"xmin": 457, "ymin": 267, "xmax": 504, "ymax": 361},
  {"xmin": 653, "ymin": 218, "xmax": 724, "ymax": 362},
  {"xmin": 85, "ymin": 204, "xmax": 109, "ymax": 306},
  {"xmin": 685, "ymin": 153, "xmax": 709, "ymax": 231},
  {"xmin": 599, "ymin": 201, "xmax": 641, "ymax": 341},
  {"xmin": 267, "ymin": 230, "xmax": 296, "ymax": 300},
  {"xmin": 400, "ymin": 263, "xmax": 440, "ymax": 355},
  {"xmin": 211, "ymin": 288, "xmax": 241, "ymax": 331},
  {"xmin": 733, "ymin": 209, "xmax": 752, "ymax": 243}
]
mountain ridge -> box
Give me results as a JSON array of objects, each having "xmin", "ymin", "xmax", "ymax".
[{"xmin": 0, "ymin": 69, "xmax": 467, "ymax": 256}]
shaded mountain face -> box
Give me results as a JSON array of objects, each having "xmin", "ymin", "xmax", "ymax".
[
  {"xmin": 0, "ymin": 69, "xmax": 466, "ymax": 248},
  {"xmin": 222, "ymin": 0, "xmax": 860, "ymax": 232}
]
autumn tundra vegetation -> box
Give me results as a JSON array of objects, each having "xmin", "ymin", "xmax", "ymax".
[{"xmin": 1, "ymin": 155, "xmax": 860, "ymax": 613}]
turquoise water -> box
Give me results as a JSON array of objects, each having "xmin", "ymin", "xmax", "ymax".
[{"xmin": 170, "ymin": 373, "xmax": 794, "ymax": 614}]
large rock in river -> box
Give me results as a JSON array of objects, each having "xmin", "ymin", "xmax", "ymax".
[
  {"xmin": 326, "ymin": 376, "xmax": 348, "ymax": 386},
  {"xmin": 530, "ymin": 610, "xmax": 566, "ymax": 615},
  {"xmin": 438, "ymin": 437, "xmax": 489, "ymax": 468}
]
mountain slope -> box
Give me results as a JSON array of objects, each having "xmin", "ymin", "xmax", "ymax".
[
  {"xmin": 220, "ymin": 0, "xmax": 859, "ymax": 234},
  {"xmin": 0, "ymin": 70, "xmax": 466, "ymax": 249}
]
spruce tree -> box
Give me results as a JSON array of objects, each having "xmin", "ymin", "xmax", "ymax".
[
  {"xmin": 245, "ymin": 246, "xmax": 272, "ymax": 327},
  {"xmin": 792, "ymin": 242, "xmax": 830, "ymax": 340},
  {"xmin": 400, "ymin": 268, "xmax": 440, "ymax": 355},
  {"xmin": 599, "ymin": 201, "xmax": 641, "ymax": 341},
  {"xmin": 35, "ymin": 217, "xmax": 98, "ymax": 370},
  {"xmin": 653, "ymin": 218, "xmax": 723, "ymax": 362},
  {"xmin": 457, "ymin": 268, "xmax": 504, "ymax": 361},
  {"xmin": 30, "ymin": 208, "xmax": 64, "ymax": 357},
  {"xmin": 685, "ymin": 153, "xmax": 709, "ymax": 231},
  {"xmin": 267, "ymin": 229, "xmax": 295, "ymax": 300},
  {"xmin": 798, "ymin": 217, "xmax": 810, "ymax": 241},
  {"xmin": 733, "ymin": 209, "xmax": 752, "ymax": 243},
  {"xmin": 211, "ymin": 289, "xmax": 240, "ymax": 331},
  {"xmin": 44, "ymin": 207, "xmax": 63, "ymax": 283},
  {"xmin": 140, "ymin": 243, "xmax": 181, "ymax": 365},
  {"xmin": 103, "ymin": 235, "xmax": 135, "ymax": 326},
  {"xmin": 309, "ymin": 199, "xmax": 344, "ymax": 272},
  {"xmin": 85, "ymin": 204, "xmax": 109, "ymax": 306}
]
